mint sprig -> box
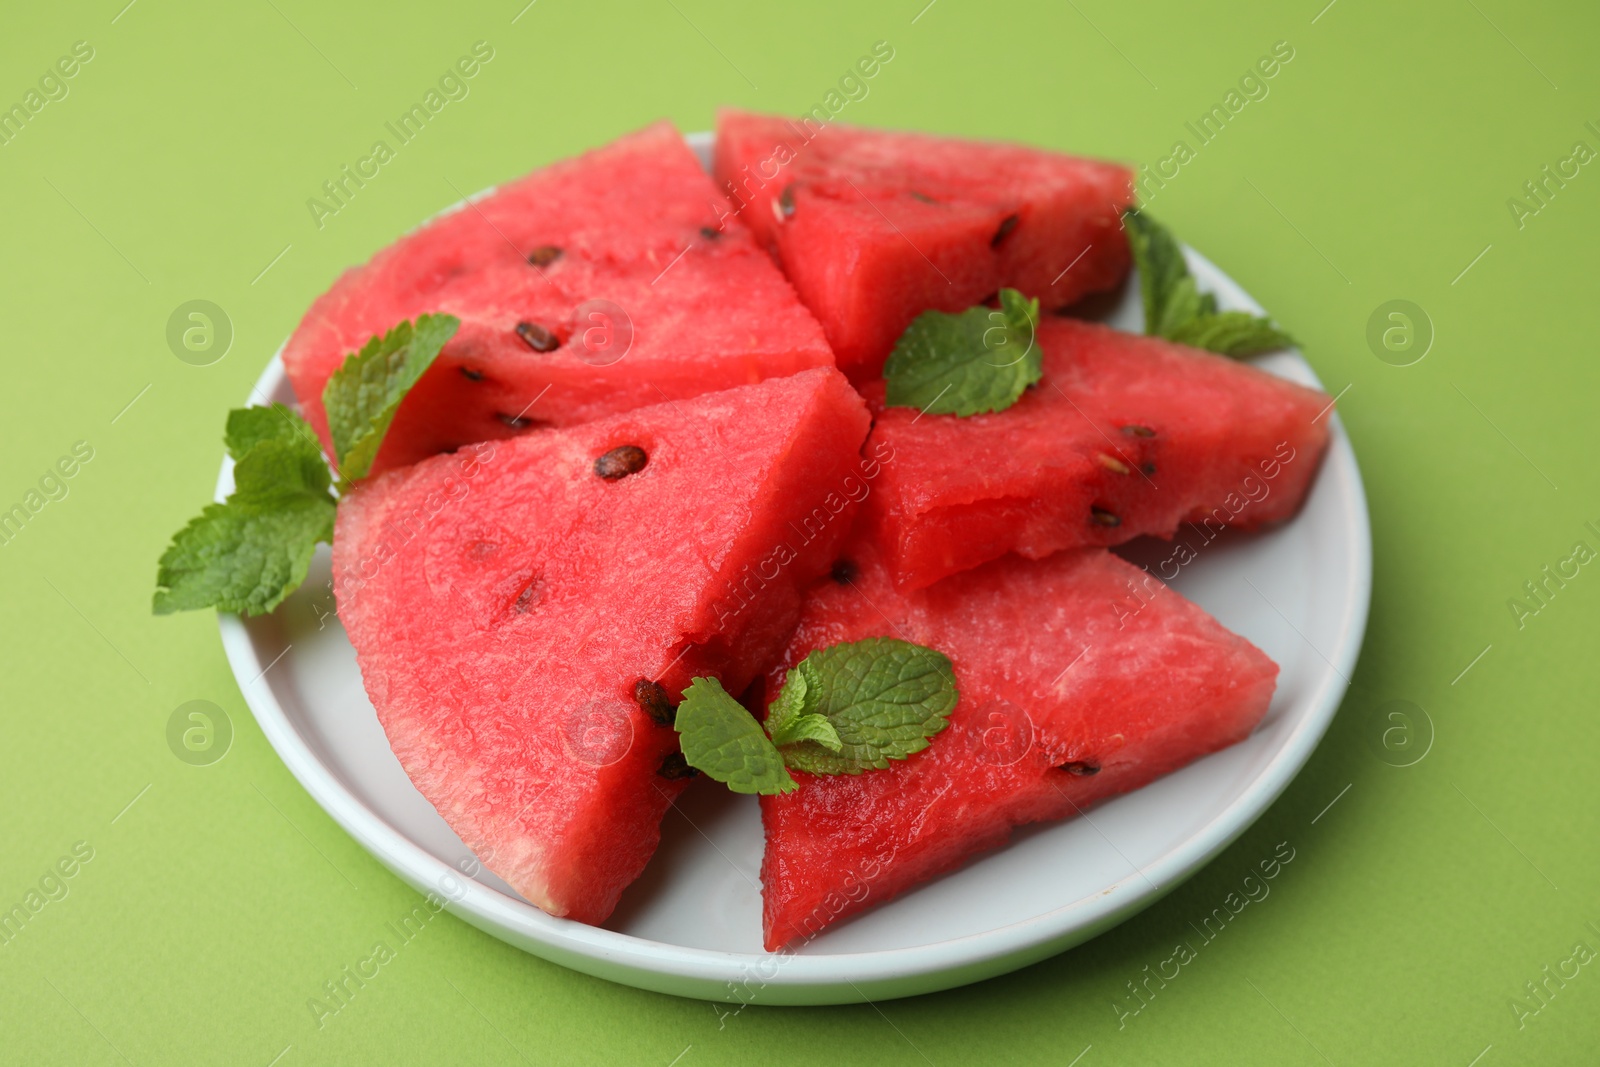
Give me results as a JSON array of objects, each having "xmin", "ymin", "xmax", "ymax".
[
  {"xmin": 883, "ymin": 289, "xmax": 1042, "ymax": 416},
  {"xmin": 153, "ymin": 407, "xmax": 336, "ymax": 616},
  {"xmin": 673, "ymin": 638, "xmax": 958, "ymax": 794},
  {"xmin": 323, "ymin": 313, "xmax": 459, "ymax": 486},
  {"xmin": 154, "ymin": 316, "xmax": 453, "ymax": 616},
  {"xmin": 1122, "ymin": 210, "xmax": 1295, "ymax": 357}
]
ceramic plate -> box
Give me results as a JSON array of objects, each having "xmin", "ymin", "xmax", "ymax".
[{"xmin": 220, "ymin": 131, "xmax": 1370, "ymax": 1005}]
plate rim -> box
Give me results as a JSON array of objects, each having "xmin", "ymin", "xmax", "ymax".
[{"xmin": 219, "ymin": 137, "xmax": 1371, "ymax": 1005}]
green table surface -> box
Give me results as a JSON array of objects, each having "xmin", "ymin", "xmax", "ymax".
[{"xmin": 4, "ymin": 0, "xmax": 1597, "ymax": 1062}]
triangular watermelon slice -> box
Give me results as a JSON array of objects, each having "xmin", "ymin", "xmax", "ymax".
[
  {"xmin": 286, "ymin": 122, "xmax": 834, "ymax": 478},
  {"xmin": 862, "ymin": 316, "xmax": 1332, "ymax": 590},
  {"xmin": 333, "ymin": 368, "xmax": 870, "ymax": 923},
  {"xmin": 759, "ymin": 542, "xmax": 1277, "ymax": 950},
  {"xmin": 713, "ymin": 110, "xmax": 1134, "ymax": 377}
]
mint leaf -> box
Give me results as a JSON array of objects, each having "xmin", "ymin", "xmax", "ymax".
[
  {"xmin": 153, "ymin": 408, "xmax": 336, "ymax": 616},
  {"xmin": 322, "ymin": 314, "xmax": 459, "ymax": 484},
  {"xmin": 1122, "ymin": 210, "xmax": 1296, "ymax": 357},
  {"xmin": 1168, "ymin": 310, "xmax": 1296, "ymax": 357},
  {"xmin": 152, "ymin": 497, "xmax": 334, "ymax": 615},
  {"xmin": 1123, "ymin": 208, "xmax": 1207, "ymax": 337},
  {"xmin": 761, "ymin": 667, "xmax": 809, "ymax": 741},
  {"xmin": 675, "ymin": 677, "xmax": 798, "ymax": 795},
  {"xmin": 224, "ymin": 404, "xmax": 319, "ymax": 461},
  {"xmin": 768, "ymin": 712, "xmax": 843, "ymax": 752},
  {"xmin": 883, "ymin": 289, "xmax": 1042, "ymax": 416},
  {"xmin": 231, "ymin": 436, "xmax": 335, "ymax": 507},
  {"xmin": 774, "ymin": 637, "xmax": 957, "ymax": 776}
]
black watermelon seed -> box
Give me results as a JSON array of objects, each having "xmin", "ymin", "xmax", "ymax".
[
  {"xmin": 527, "ymin": 245, "xmax": 562, "ymax": 267},
  {"xmin": 909, "ymin": 191, "xmax": 937, "ymax": 204},
  {"xmin": 1059, "ymin": 760, "xmax": 1100, "ymax": 776},
  {"xmin": 595, "ymin": 445, "xmax": 648, "ymax": 480},
  {"xmin": 991, "ymin": 213, "xmax": 1019, "ymax": 247},
  {"xmin": 497, "ymin": 412, "xmax": 538, "ymax": 430},
  {"xmin": 830, "ymin": 559, "xmax": 858, "ymax": 585},
  {"xmin": 515, "ymin": 321, "xmax": 560, "ymax": 352},
  {"xmin": 1121, "ymin": 424, "xmax": 1156, "ymax": 438},
  {"xmin": 1142, "ymin": 462, "xmax": 1157, "ymax": 475},
  {"xmin": 460, "ymin": 367, "xmax": 485, "ymax": 381},
  {"xmin": 1091, "ymin": 507, "xmax": 1121, "ymax": 527},
  {"xmin": 657, "ymin": 752, "xmax": 699, "ymax": 780},
  {"xmin": 777, "ymin": 184, "xmax": 796, "ymax": 220},
  {"xmin": 634, "ymin": 679, "xmax": 677, "ymax": 727},
  {"xmin": 700, "ymin": 226, "xmax": 721, "ymax": 240}
]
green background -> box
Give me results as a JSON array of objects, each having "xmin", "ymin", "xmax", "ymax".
[{"xmin": 2, "ymin": 0, "xmax": 1595, "ymax": 1062}]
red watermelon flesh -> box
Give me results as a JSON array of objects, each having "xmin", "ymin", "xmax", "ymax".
[
  {"xmin": 285, "ymin": 121, "xmax": 834, "ymax": 478},
  {"xmin": 863, "ymin": 317, "xmax": 1332, "ymax": 591},
  {"xmin": 759, "ymin": 543, "xmax": 1277, "ymax": 950},
  {"xmin": 713, "ymin": 110, "xmax": 1134, "ymax": 377},
  {"xmin": 333, "ymin": 369, "xmax": 870, "ymax": 924}
]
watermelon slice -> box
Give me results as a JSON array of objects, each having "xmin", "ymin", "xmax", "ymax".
[
  {"xmin": 333, "ymin": 369, "xmax": 871, "ymax": 923},
  {"xmin": 759, "ymin": 543, "xmax": 1277, "ymax": 950},
  {"xmin": 713, "ymin": 110, "xmax": 1134, "ymax": 377},
  {"xmin": 285, "ymin": 121, "xmax": 834, "ymax": 477},
  {"xmin": 863, "ymin": 316, "xmax": 1332, "ymax": 590}
]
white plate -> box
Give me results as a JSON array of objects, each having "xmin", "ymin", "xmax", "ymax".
[{"xmin": 220, "ymin": 132, "xmax": 1370, "ymax": 1005}]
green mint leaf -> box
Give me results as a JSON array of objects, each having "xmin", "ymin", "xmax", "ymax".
[
  {"xmin": 675, "ymin": 677, "xmax": 798, "ymax": 795},
  {"xmin": 1122, "ymin": 209, "xmax": 1296, "ymax": 357},
  {"xmin": 151, "ymin": 497, "xmax": 334, "ymax": 616},
  {"xmin": 1167, "ymin": 310, "xmax": 1297, "ymax": 357},
  {"xmin": 322, "ymin": 314, "xmax": 460, "ymax": 484},
  {"xmin": 762, "ymin": 664, "xmax": 844, "ymax": 752},
  {"xmin": 1123, "ymin": 208, "xmax": 1205, "ymax": 337},
  {"xmin": 774, "ymin": 637, "xmax": 957, "ymax": 776},
  {"xmin": 769, "ymin": 712, "xmax": 843, "ymax": 752},
  {"xmin": 231, "ymin": 434, "xmax": 334, "ymax": 507},
  {"xmin": 761, "ymin": 667, "xmax": 810, "ymax": 741},
  {"xmin": 883, "ymin": 289, "xmax": 1042, "ymax": 416},
  {"xmin": 224, "ymin": 404, "xmax": 319, "ymax": 461},
  {"xmin": 153, "ymin": 416, "xmax": 337, "ymax": 616}
]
